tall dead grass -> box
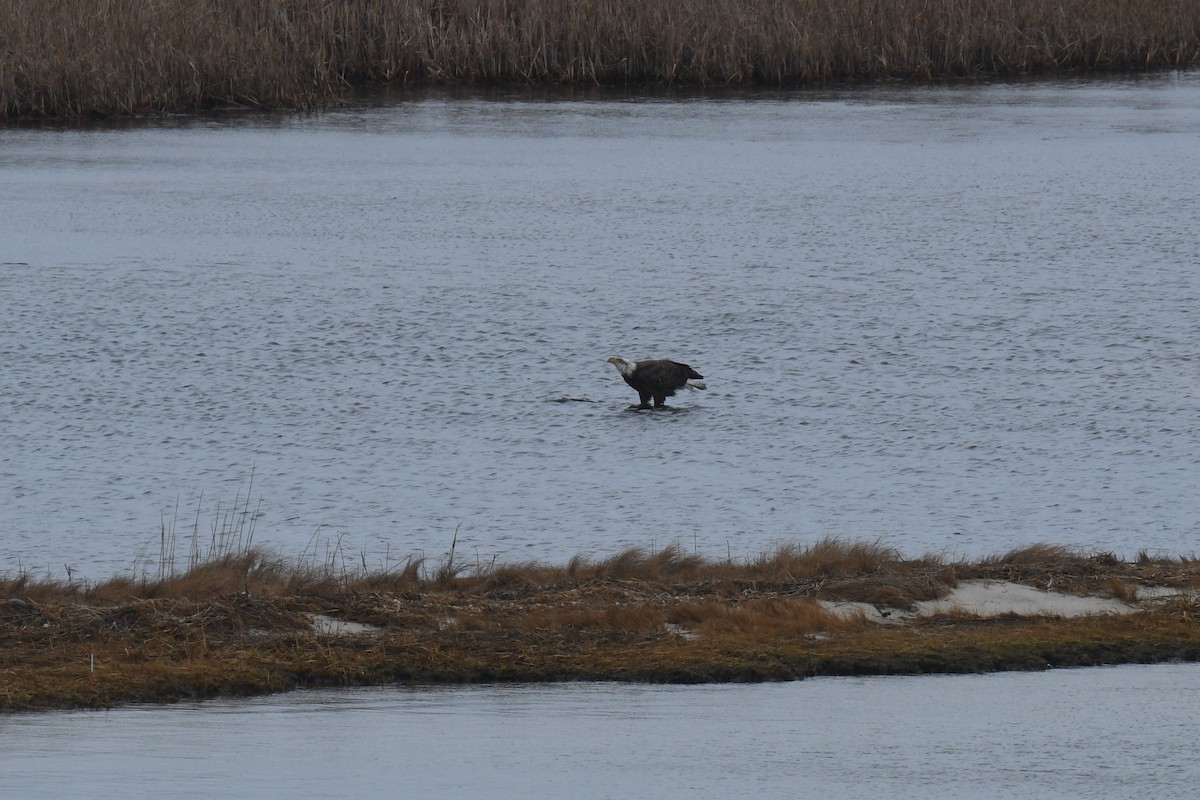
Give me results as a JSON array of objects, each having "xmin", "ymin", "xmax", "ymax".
[
  {"xmin": 1, "ymin": 538, "xmax": 885, "ymax": 602},
  {"xmin": 3, "ymin": 0, "xmax": 1198, "ymax": 117},
  {"xmin": 11, "ymin": 537, "xmax": 1196, "ymax": 610}
]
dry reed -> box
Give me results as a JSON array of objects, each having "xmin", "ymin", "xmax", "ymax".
[
  {"xmin": 8, "ymin": 537, "xmax": 1200, "ymax": 606},
  {"xmin": 3, "ymin": 0, "xmax": 1199, "ymax": 118}
]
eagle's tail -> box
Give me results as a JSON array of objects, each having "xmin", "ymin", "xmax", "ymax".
[{"xmin": 685, "ymin": 380, "xmax": 707, "ymax": 391}]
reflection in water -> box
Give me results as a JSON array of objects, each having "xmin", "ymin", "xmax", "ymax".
[
  {"xmin": 3, "ymin": 663, "xmax": 1198, "ymax": 799},
  {"xmin": 1, "ymin": 75, "xmax": 1200, "ymax": 577}
]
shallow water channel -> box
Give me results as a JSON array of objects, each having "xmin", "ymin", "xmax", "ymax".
[
  {"xmin": 3, "ymin": 663, "xmax": 1198, "ymax": 799},
  {"xmin": 3, "ymin": 76, "xmax": 1200, "ymax": 796},
  {"xmin": 3, "ymin": 74, "xmax": 1200, "ymax": 578}
]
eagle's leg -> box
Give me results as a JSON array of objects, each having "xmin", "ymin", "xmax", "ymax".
[
  {"xmin": 653, "ymin": 395, "xmax": 668, "ymax": 407},
  {"xmin": 638, "ymin": 391, "xmax": 654, "ymax": 409}
]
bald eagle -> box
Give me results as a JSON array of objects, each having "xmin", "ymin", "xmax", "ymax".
[{"xmin": 607, "ymin": 356, "xmax": 706, "ymax": 409}]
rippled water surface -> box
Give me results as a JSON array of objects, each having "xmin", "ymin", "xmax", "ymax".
[
  {"xmin": 3, "ymin": 664, "xmax": 1198, "ymax": 799},
  {"xmin": 3, "ymin": 75, "xmax": 1199, "ymax": 576}
]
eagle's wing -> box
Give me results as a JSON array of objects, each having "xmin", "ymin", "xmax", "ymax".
[{"xmin": 636, "ymin": 359, "xmax": 702, "ymax": 390}]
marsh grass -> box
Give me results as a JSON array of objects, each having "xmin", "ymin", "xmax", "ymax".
[
  {"xmin": 6, "ymin": 539, "xmax": 1200, "ymax": 710},
  {"xmin": 8, "ymin": 536, "xmax": 1199, "ymax": 606},
  {"xmin": 4, "ymin": 0, "xmax": 1199, "ymax": 118},
  {"xmin": 958, "ymin": 543, "xmax": 1200, "ymax": 595}
]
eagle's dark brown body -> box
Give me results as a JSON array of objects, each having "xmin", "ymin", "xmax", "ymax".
[{"xmin": 608, "ymin": 357, "xmax": 704, "ymax": 409}]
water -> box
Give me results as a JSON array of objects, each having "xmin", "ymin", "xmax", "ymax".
[
  {"xmin": 2, "ymin": 663, "xmax": 1197, "ymax": 799},
  {"xmin": 3, "ymin": 80, "xmax": 1200, "ymax": 795},
  {"xmin": 3, "ymin": 74, "xmax": 1200, "ymax": 578}
]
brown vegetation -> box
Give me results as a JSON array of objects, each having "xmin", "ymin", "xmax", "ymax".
[
  {"xmin": 3, "ymin": 0, "xmax": 1199, "ymax": 118},
  {"xmin": 4, "ymin": 539, "xmax": 1200, "ymax": 711}
]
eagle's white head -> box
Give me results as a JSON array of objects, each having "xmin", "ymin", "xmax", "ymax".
[{"xmin": 606, "ymin": 356, "xmax": 636, "ymax": 378}]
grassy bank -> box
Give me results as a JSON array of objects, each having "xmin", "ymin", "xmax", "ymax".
[
  {"xmin": 3, "ymin": 0, "xmax": 1199, "ymax": 118},
  {"xmin": 4, "ymin": 540, "xmax": 1200, "ymax": 711}
]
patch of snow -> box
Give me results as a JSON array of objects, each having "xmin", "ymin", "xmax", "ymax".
[{"xmin": 307, "ymin": 613, "xmax": 384, "ymax": 636}]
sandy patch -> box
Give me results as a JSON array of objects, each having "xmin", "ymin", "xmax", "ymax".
[
  {"xmin": 818, "ymin": 600, "xmax": 904, "ymax": 623},
  {"xmin": 819, "ymin": 580, "xmax": 1150, "ymax": 622},
  {"xmin": 914, "ymin": 580, "xmax": 1134, "ymax": 618}
]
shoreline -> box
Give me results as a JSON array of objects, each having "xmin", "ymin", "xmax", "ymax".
[
  {"xmin": 4, "ymin": 541, "xmax": 1199, "ymax": 712},
  {"xmin": 4, "ymin": 0, "xmax": 1199, "ymax": 119},
  {"xmin": 7, "ymin": 72, "xmax": 1194, "ymax": 132}
]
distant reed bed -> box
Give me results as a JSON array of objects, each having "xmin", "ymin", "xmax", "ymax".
[{"xmin": 4, "ymin": 0, "xmax": 1198, "ymax": 117}]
